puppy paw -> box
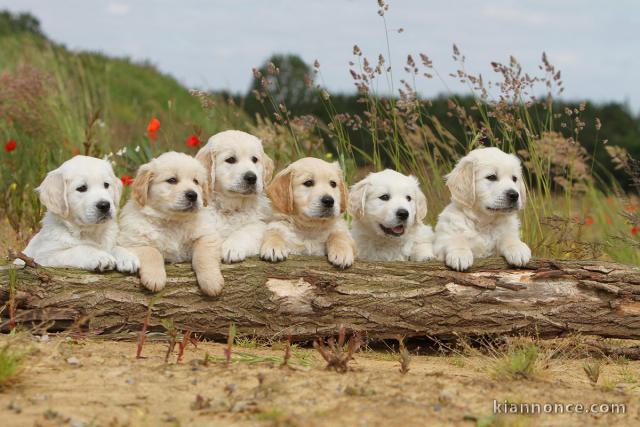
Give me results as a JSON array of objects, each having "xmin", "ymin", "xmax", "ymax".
[
  {"xmin": 260, "ymin": 243, "xmax": 289, "ymax": 263},
  {"xmin": 86, "ymin": 251, "xmax": 117, "ymax": 272},
  {"xmin": 411, "ymin": 243, "xmax": 435, "ymax": 262},
  {"xmin": 140, "ymin": 266, "xmax": 166, "ymax": 292},
  {"xmin": 445, "ymin": 248, "xmax": 474, "ymax": 271},
  {"xmin": 197, "ymin": 270, "xmax": 225, "ymax": 297},
  {"xmin": 502, "ymin": 241, "xmax": 531, "ymax": 267},
  {"xmin": 222, "ymin": 240, "xmax": 247, "ymax": 264},
  {"xmin": 113, "ymin": 247, "xmax": 140, "ymax": 273},
  {"xmin": 328, "ymin": 244, "xmax": 354, "ymax": 269}
]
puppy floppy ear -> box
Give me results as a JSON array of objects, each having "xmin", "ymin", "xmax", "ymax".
[
  {"xmin": 132, "ymin": 163, "xmax": 153, "ymax": 207},
  {"xmin": 445, "ymin": 156, "xmax": 475, "ymax": 209},
  {"xmin": 109, "ymin": 167, "xmax": 123, "ymax": 207},
  {"xmin": 517, "ymin": 171, "xmax": 527, "ymax": 208},
  {"xmin": 267, "ymin": 166, "xmax": 294, "ymax": 214},
  {"xmin": 348, "ymin": 179, "xmax": 369, "ymax": 219},
  {"xmin": 411, "ymin": 177, "xmax": 428, "ymax": 222},
  {"xmin": 262, "ymin": 152, "xmax": 275, "ymax": 185},
  {"xmin": 37, "ymin": 169, "xmax": 68, "ymax": 217},
  {"xmin": 332, "ymin": 162, "xmax": 349, "ymax": 214},
  {"xmin": 195, "ymin": 146, "xmax": 216, "ymax": 193}
]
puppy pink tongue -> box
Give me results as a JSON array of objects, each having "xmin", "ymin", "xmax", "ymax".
[{"xmin": 392, "ymin": 225, "xmax": 404, "ymax": 233}]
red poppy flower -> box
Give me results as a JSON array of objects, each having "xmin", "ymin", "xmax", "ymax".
[
  {"xmin": 71, "ymin": 147, "xmax": 81, "ymax": 156},
  {"xmin": 147, "ymin": 117, "xmax": 160, "ymax": 133},
  {"xmin": 584, "ymin": 216, "xmax": 594, "ymax": 226},
  {"xmin": 632, "ymin": 226, "xmax": 639, "ymax": 236},
  {"xmin": 606, "ymin": 216, "xmax": 613, "ymax": 225},
  {"xmin": 147, "ymin": 130, "xmax": 158, "ymax": 141},
  {"xmin": 186, "ymin": 135, "xmax": 202, "ymax": 148},
  {"xmin": 5, "ymin": 139, "xmax": 17, "ymax": 152},
  {"xmin": 121, "ymin": 175, "xmax": 134, "ymax": 186}
]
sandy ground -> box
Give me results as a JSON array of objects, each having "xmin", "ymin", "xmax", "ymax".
[{"xmin": 0, "ymin": 335, "xmax": 638, "ymax": 427}]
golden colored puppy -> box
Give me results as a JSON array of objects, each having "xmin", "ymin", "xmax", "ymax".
[
  {"xmin": 118, "ymin": 151, "xmax": 224, "ymax": 296},
  {"xmin": 260, "ymin": 157, "xmax": 355, "ymax": 269}
]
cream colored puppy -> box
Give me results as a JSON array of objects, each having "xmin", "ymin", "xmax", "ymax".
[
  {"xmin": 349, "ymin": 169, "xmax": 434, "ymax": 261},
  {"xmin": 434, "ymin": 147, "xmax": 531, "ymax": 271},
  {"xmin": 260, "ymin": 157, "xmax": 355, "ymax": 269},
  {"xmin": 196, "ymin": 130, "xmax": 274, "ymax": 263},
  {"xmin": 118, "ymin": 152, "xmax": 224, "ymax": 296},
  {"xmin": 20, "ymin": 156, "xmax": 138, "ymax": 272}
]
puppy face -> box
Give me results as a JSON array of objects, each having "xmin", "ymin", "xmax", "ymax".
[
  {"xmin": 267, "ymin": 157, "xmax": 347, "ymax": 221},
  {"xmin": 195, "ymin": 130, "xmax": 274, "ymax": 198},
  {"xmin": 37, "ymin": 155, "xmax": 121, "ymax": 225},
  {"xmin": 349, "ymin": 169, "xmax": 427, "ymax": 237},
  {"xmin": 132, "ymin": 151, "xmax": 208, "ymax": 215},
  {"xmin": 446, "ymin": 147, "xmax": 526, "ymax": 214}
]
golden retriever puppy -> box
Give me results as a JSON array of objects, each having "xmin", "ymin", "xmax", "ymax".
[
  {"xmin": 118, "ymin": 152, "xmax": 224, "ymax": 296},
  {"xmin": 20, "ymin": 156, "xmax": 138, "ymax": 272},
  {"xmin": 349, "ymin": 169, "xmax": 434, "ymax": 261},
  {"xmin": 433, "ymin": 147, "xmax": 531, "ymax": 271},
  {"xmin": 260, "ymin": 157, "xmax": 355, "ymax": 269},
  {"xmin": 195, "ymin": 130, "xmax": 274, "ymax": 263}
]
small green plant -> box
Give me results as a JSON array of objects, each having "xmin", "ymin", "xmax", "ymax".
[
  {"xmin": 0, "ymin": 343, "xmax": 26, "ymax": 388},
  {"xmin": 583, "ymin": 359, "xmax": 601, "ymax": 384},
  {"xmin": 493, "ymin": 344, "xmax": 539, "ymax": 380}
]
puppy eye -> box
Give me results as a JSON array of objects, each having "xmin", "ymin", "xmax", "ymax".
[
  {"xmin": 379, "ymin": 194, "xmax": 390, "ymax": 201},
  {"xmin": 329, "ymin": 180, "xmax": 337, "ymax": 188},
  {"xmin": 193, "ymin": 179, "xmax": 199, "ymax": 185},
  {"xmin": 486, "ymin": 174, "xmax": 498, "ymax": 181},
  {"xmin": 512, "ymin": 176, "xmax": 518, "ymax": 182},
  {"xmin": 303, "ymin": 180, "xmax": 314, "ymax": 187},
  {"xmin": 166, "ymin": 177, "xmax": 178, "ymax": 184},
  {"xmin": 76, "ymin": 185, "xmax": 87, "ymax": 193},
  {"xmin": 251, "ymin": 156, "xmax": 259, "ymax": 163},
  {"xmin": 406, "ymin": 195, "xmax": 412, "ymax": 202},
  {"xmin": 225, "ymin": 157, "xmax": 237, "ymax": 164},
  {"xmin": 104, "ymin": 182, "xmax": 110, "ymax": 189}
]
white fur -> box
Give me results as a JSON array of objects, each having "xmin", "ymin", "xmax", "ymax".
[
  {"xmin": 117, "ymin": 152, "xmax": 217, "ymax": 263},
  {"xmin": 434, "ymin": 147, "xmax": 531, "ymax": 271},
  {"xmin": 196, "ymin": 130, "xmax": 274, "ymax": 263},
  {"xmin": 20, "ymin": 155, "xmax": 139, "ymax": 272},
  {"xmin": 349, "ymin": 169, "xmax": 434, "ymax": 261}
]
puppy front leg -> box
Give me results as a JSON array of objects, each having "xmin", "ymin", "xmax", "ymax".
[
  {"xmin": 126, "ymin": 246, "xmax": 166, "ymax": 292},
  {"xmin": 441, "ymin": 235, "xmax": 474, "ymax": 271},
  {"xmin": 222, "ymin": 222, "xmax": 266, "ymax": 263},
  {"xmin": 260, "ymin": 228, "xmax": 290, "ymax": 262},
  {"xmin": 112, "ymin": 246, "xmax": 140, "ymax": 273},
  {"xmin": 410, "ymin": 224, "xmax": 435, "ymax": 261},
  {"xmin": 497, "ymin": 236, "xmax": 531, "ymax": 267},
  {"xmin": 192, "ymin": 234, "xmax": 225, "ymax": 296},
  {"xmin": 42, "ymin": 246, "xmax": 116, "ymax": 271},
  {"xmin": 326, "ymin": 231, "xmax": 355, "ymax": 269}
]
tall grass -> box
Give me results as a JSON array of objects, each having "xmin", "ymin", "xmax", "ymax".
[
  {"xmin": 0, "ymin": 32, "xmax": 247, "ymax": 237},
  {"xmin": 246, "ymin": 2, "xmax": 639, "ymax": 265}
]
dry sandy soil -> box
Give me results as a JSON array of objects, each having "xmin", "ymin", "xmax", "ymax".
[{"xmin": 0, "ymin": 334, "xmax": 638, "ymax": 427}]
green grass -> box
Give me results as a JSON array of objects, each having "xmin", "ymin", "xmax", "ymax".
[
  {"xmin": 492, "ymin": 344, "xmax": 539, "ymax": 380},
  {"xmin": 0, "ymin": 342, "xmax": 27, "ymax": 389}
]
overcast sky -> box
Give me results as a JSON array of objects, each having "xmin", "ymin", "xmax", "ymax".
[{"xmin": 1, "ymin": 0, "xmax": 639, "ymax": 112}]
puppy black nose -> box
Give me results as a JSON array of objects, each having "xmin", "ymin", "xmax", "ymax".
[
  {"xmin": 321, "ymin": 195, "xmax": 334, "ymax": 208},
  {"xmin": 96, "ymin": 200, "xmax": 110, "ymax": 213},
  {"xmin": 185, "ymin": 190, "xmax": 198, "ymax": 202},
  {"xmin": 506, "ymin": 189, "xmax": 519, "ymax": 202},
  {"xmin": 244, "ymin": 172, "xmax": 257, "ymax": 185},
  {"xmin": 396, "ymin": 208, "xmax": 409, "ymax": 221}
]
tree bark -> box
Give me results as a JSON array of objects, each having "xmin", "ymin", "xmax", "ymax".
[{"xmin": 1, "ymin": 257, "xmax": 639, "ymax": 341}]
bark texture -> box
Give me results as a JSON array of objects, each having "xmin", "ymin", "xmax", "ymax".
[{"xmin": 1, "ymin": 257, "xmax": 639, "ymax": 341}]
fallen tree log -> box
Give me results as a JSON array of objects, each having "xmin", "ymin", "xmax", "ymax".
[{"xmin": 1, "ymin": 257, "xmax": 639, "ymax": 341}]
